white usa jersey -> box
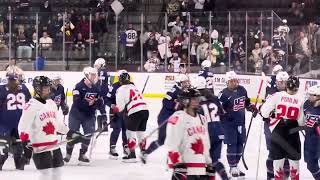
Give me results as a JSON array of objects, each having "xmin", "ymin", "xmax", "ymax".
[
  {"xmin": 125, "ymin": 29, "xmax": 137, "ymax": 47},
  {"xmin": 260, "ymin": 91, "xmax": 305, "ymax": 132},
  {"xmin": 165, "ymin": 111, "xmax": 212, "ymax": 175},
  {"xmin": 18, "ymin": 98, "xmax": 69, "ymax": 153},
  {"xmin": 116, "ymin": 84, "xmax": 148, "ymax": 116}
]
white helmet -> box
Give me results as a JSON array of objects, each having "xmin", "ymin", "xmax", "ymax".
[
  {"xmin": 51, "ymin": 73, "xmax": 61, "ymax": 80},
  {"xmin": 201, "ymin": 60, "xmax": 211, "ymax": 69},
  {"xmin": 272, "ymin": 65, "xmax": 283, "ymax": 74},
  {"xmin": 83, "ymin": 66, "xmax": 98, "ymax": 83},
  {"xmin": 308, "ymin": 85, "xmax": 320, "ymax": 96},
  {"xmin": 276, "ymin": 71, "xmax": 289, "ymax": 82},
  {"xmin": 195, "ymin": 76, "xmax": 207, "ymax": 90},
  {"xmin": 94, "ymin": 58, "xmax": 106, "ymax": 69},
  {"xmin": 175, "ymin": 73, "xmax": 189, "ymax": 83},
  {"xmin": 117, "ymin": 69, "xmax": 128, "ymax": 77},
  {"xmin": 225, "ymin": 71, "xmax": 237, "ymax": 81},
  {"xmin": 282, "ymin": 19, "xmax": 287, "ymax": 24}
]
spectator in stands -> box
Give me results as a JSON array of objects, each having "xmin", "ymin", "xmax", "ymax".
[
  {"xmin": 224, "ymin": 32, "xmax": 233, "ymax": 54},
  {"xmin": 144, "ymin": 51, "xmax": 160, "ymax": 72},
  {"xmin": 0, "ymin": 22, "xmax": 8, "ymax": 50},
  {"xmin": 168, "ymin": 16, "xmax": 184, "ymax": 37},
  {"xmin": 167, "ymin": 0, "xmax": 181, "ymax": 22},
  {"xmin": 181, "ymin": 32, "xmax": 189, "ymax": 55},
  {"xmin": 39, "ymin": 31, "xmax": 53, "ymax": 50},
  {"xmin": 86, "ymin": 33, "xmax": 99, "ymax": 60},
  {"xmin": 197, "ymin": 38, "xmax": 209, "ymax": 64},
  {"xmin": 250, "ymin": 42, "xmax": 262, "ymax": 64},
  {"xmin": 17, "ymin": 25, "xmax": 26, "ymax": 37},
  {"xmin": 30, "ymin": 32, "xmax": 38, "ymax": 51},
  {"xmin": 16, "ymin": 34, "xmax": 32, "ymax": 61},
  {"xmin": 169, "ymin": 52, "xmax": 181, "ymax": 72},
  {"xmin": 119, "ymin": 26, "xmax": 127, "ymax": 61},
  {"xmin": 145, "ymin": 33, "xmax": 158, "ymax": 59},
  {"xmin": 39, "ymin": 0, "xmax": 52, "ymax": 25},
  {"xmin": 74, "ymin": 32, "xmax": 86, "ymax": 51},
  {"xmin": 211, "ymin": 37, "xmax": 224, "ymax": 65},
  {"xmin": 61, "ymin": 21, "xmax": 75, "ymax": 42},
  {"xmin": 125, "ymin": 23, "xmax": 138, "ymax": 62},
  {"xmin": 171, "ymin": 31, "xmax": 183, "ymax": 54},
  {"xmin": 193, "ymin": 0, "xmax": 205, "ymax": 14},
  {"xmin": 294, "ymin": 31, "xmax": 312, "ymax": 74},
  {"xmin": 78, "ymin": 15, "xmax": 90, "ymax": 40},
  {"xmin": 180, "ymin": 0, "xmax": 194, "ymax": 22},
  {"xmin": 52, "ymin": 13, "xmax": 64, "ymax": 40}
]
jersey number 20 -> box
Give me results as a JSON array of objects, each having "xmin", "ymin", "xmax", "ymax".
[{"xmin": 7, "ymin": 93, "xmax": 26, "ymax": 110}]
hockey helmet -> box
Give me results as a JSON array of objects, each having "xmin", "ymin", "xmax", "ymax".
[
  {"xmin": 194, "ymin": 76, "xmax": 207, "ymax": 90},
  {"xmin": 307, "ymin": 84, "xmax": 320, "ymax": 96},
  {"xmin": 33, "ymin": 76, "xmax": 52, "ymax": 100},
  {"xmin": 119, "ymin": 71, "xmax": 130, "ymax": 85},
  {"xmin": 225, "ymin": 71, "xmax": 237, "ymax": 82},
  {"xmin": 94, "ymin": 58, "xmax": 106, "ymax": 69},
  {"xmin": 177, "ymin": 88, "xmax": 201, "ymax": 108},
  {"xmin": 117, "ymin": 69, "xmax": 128, "ymax": 77},
  {"xmin": 276, "ymin": 71, "xmax": 289, "ymax": 82},
  {"xmin": 286, "ymin": 76, "xmax": 299, "ymax": 91},
  {"xmin": 175, "ymin": 74, "xmax": 190, "ymax": 90},
  {"xmin": 51, "ymin": 73, "xmax": 62, "ymax": 86},
  {"xmin": 272, "ymin": 65, "xmax": 283, "ymax": 75},
  {"xmin": 83, "ymin": 66, "xmax": 98, "ymax": 84},
  {"xmin": 201, "ymin": 60, "xmax": 211, "ymax": 70}
]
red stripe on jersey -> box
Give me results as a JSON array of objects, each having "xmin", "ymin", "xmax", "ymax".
[
  {"xmin": 269, "ymin": 118, "xmax": 280, "ymax": 127},
  {"xmin": 127, "ymin": 102, "xmax": 146, "ymax": 112},
  {"xmin": 32, "ymin": 140, "xmax": 58, "ymax": 147}
]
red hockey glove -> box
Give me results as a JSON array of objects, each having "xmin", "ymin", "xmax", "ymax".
[{"xmin": 111, "ymin": 104, "xmax": 120, "ymax": 113}]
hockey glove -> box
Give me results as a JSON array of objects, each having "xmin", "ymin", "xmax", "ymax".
[
  {"xmin": 206, "ymin": 164, "xmax": 216, "ymax": 180},
  {"xmin": 172, "ymin": 163, "xmax": 187, "ymax": 180},
  {"xmin": 66, "ymin": 130, "xmax": 87, "ymax": 145},
  {"xmin": 61, "ymin": 104, "xmax": 69, "ymax": 115},
  {"xmin": 247, "ymin": 104, "xmax": 258, "ymax": 118},
  {"xmin": 111, "ymin": 104, "xmax": 120, "ymax": 113},
  {"xmin": 97, "ymin": 114, "xmax": 108, "ymax": 131}
]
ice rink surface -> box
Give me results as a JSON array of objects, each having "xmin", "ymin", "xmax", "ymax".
[{"xmin": 0, "ymin": 98, "xmax": 315, "ymax": 180}]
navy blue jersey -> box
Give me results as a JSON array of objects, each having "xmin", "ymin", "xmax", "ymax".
[
  {"xmin": 272, "ymin": 35, "xmax": 286, "ymax": 50},
  {"xmin": 0, "ymin": 84, "xmax": 31, "ymax": 131},
  {"xmin": 70, "ymin": 79, "xmax": 105, "ymax": 117},
  {"xmin": 158, "ymin": 85, "xmax": 182, "ymax": 122},
  {"xmin": 97, "ymin": 68, "xmax": 110, "ymax": 101},
  {"xmin": 51, "ymin": 84, "xmax": 66, "ymax": 108},
  {"xmin": 106, "ymin": 82, "xmax": 121, "ymax": 107},
  {"xmin": 265, "ymin": 75, "xmax": 278, "ymax": 99},
  {"xmin": 198, "ymin": 70, "xmax": 214, "ymax": 89},
  {"xmin": 218, "ymin": 85, "xmax": 249, "ymax": 125},
  {"xmin": 303, "ymin": 100, "xmax": 320, "ymax": 136},
  {"xmin": 199, "ymin": 95, "xmax": 224, "ymax": 140}
]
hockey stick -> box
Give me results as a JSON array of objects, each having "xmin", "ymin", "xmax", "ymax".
[
  {"xmin": 61, "ymin": 88, "xmax": 68, "ymax": 141},
  {"xmin": 241, "ymin": 72, "xmax": 266, "ymax": 170},
  {"xmin": 255, "ymin": 121, "xmax": 263, "ymax": 179}
]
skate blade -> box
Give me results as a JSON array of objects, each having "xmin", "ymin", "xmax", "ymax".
[
  {"xmin": 78, "ymin": 161, "xmax": 91, "ymax": 166},
  {"xmin": 122, "ymin": 158, "xmax": 137, "ymax": 163},
  {"xmin": 109, "ymin": 155, "xmax": 119, "ymax": 160}
]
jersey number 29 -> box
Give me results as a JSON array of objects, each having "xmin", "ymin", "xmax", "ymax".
[
  {"xmin": 7, "ymin": 93, "xmax": 26, "ymax": 110},
  {"xmin": 276, "ymin": 104, "xmax": 299, "ymax": 120}
]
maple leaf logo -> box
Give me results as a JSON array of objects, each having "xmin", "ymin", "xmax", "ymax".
[
  {"xmin": 168, "ymin": 151, "xmax": 180, "ymax": 165},
  {"xmin": 42, "ymin": 121, "xmax": 55, "ymax": 135},
  {"xmin": 290, "ymin": 167, "xmax": 299, "ymax": 180},
  {"xmin": 191, "ymin": 138, "xmax": 204, "ymax": 154},
  {"xmin": 275, "ymin": 168, "xmax": 284, "ymax": 178},
  {"xmin": 168, "ymin": 116, "xmax": 179, "ymax": 125}
]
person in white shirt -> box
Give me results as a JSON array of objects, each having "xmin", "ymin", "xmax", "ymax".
[
  {"xmin": 18, "ymin": 76, "xmax": 86, "ymax": 180},
  {"xmin": 165, "ymin": 88, "xmax": 214, "ymax": 180},
  {"xmin": 125, "ymin": 24, "xmax": 138, "ymax": 62},
  {"xmin": 115, "ymin": 72, "xmax": 149, "ymax": 163},
  {"xmin": 39, "ymin": 31, "xmax": 53, "ymax": 50},
  {"xmin": 169, "ymin": 53, "xmax": 181, "ymax": 73}
]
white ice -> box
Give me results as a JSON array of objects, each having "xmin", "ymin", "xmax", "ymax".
[{"xmin": 0, "ymin": 98, "xmax": 315, "ymax": 180}]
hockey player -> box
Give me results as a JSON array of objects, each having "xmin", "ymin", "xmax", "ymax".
[
  {"xmin": 50, "ymin": 74, "xmax": 69, "ymax": 116},
  {"xmin": 94, "ymin": 58, "xmax": 110, "ymax": 131},
  {"xmin": 18, "ymin": 76, "xmax": 87, "ymax": 180},
  {"xmin": 64, "ymin": 67, "xmax": 107, "ymax": 164},
  {"xmin": 267, "ymin": 65, "xmax": 283, "ymax": 95},
  {"xmin": 0, "ymin": 68, "xmax": 31, "ymax": 170},
  {"xmin": 106, "ymin": 70, "xmax": 128, "ymax": 159},
  {"xmin": 196, "ymin": 76, "xmax": 229, "ymax": 180},
  {"xmin": 165, "ymin": 88, "xmax": 213, "ymax": 180},
  {"xmin": 142, "ymin": 73, "xmax": 190, "ymax": 163},
  {"xmin": 198, "ymin": 60, "xmax": 214, "ymax": 91},
  {"xmin": 263, "ymin": 71, "xmax": 290, "ymax": 179},
  {"xmin": 260, "ymin": 76, "xmax": 305, "ymax": 179},
  {"xmin": 116, "ymin": 71, "xmax": 149, "ymax": 162},
  {"xmin": 303, "ymin": 85, "xmax": 320, "ymax": 179},
  {"xmin": 218, "ymin": 71, "xmax": 258, "ymax": 177}
]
